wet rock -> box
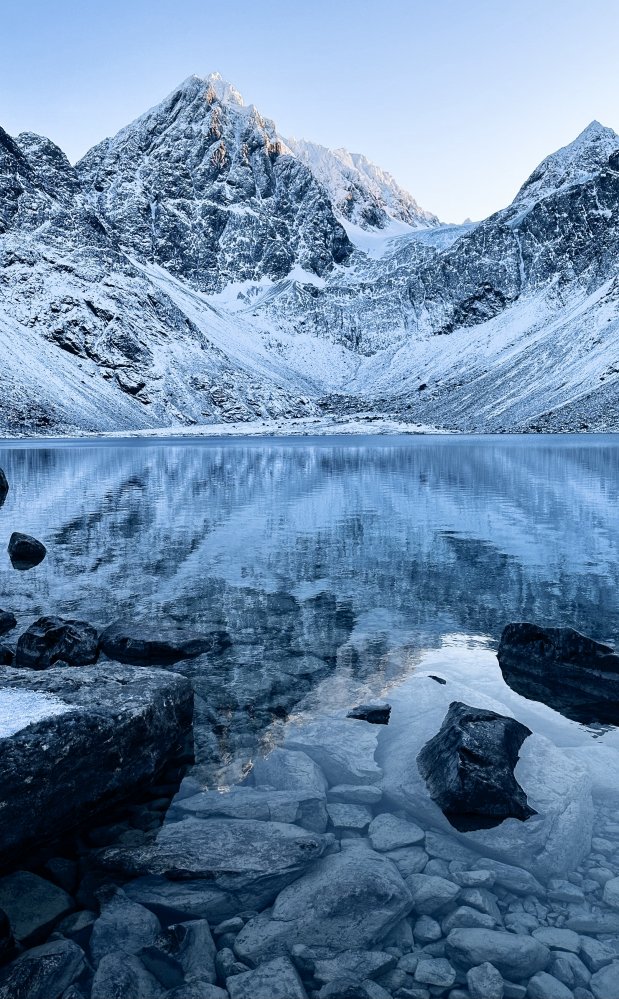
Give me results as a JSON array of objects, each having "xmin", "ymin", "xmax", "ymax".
[
  {"xmin": 327, "ymin": 802, "xmax": 373, "ymax": 830},
  {"xmin": 251, "ymin": 747, "xmax": 327, "ymax": 797},
  {"xmin": 0, "ymin": 939, "xmax": 86, "ymax": 999},
  {"xmin": 602, "ymin": 875, "xmax": 619, "ymax": 908},
  {"xmin": 227, "ymin": 956, "xmax": 308, "ymax": 998},
  {"xmin": 15, "ymin": 617, "xmax": 99, "ymax": 670},
  {"xmin": 532, "ymin": 928, "xmax": 580, "ymax": 953},
  {"xmin": 284, "ymin": 714, "xmax": 382, "ymax": 786},
  {"xmin": 590, "ymin": 962, "xmax": 619, "ymax": 999},
  {"xmin": 472, "ymin": 859, "xmax": 545, "ymax": 897},
  {"xmin": 0, "ymin": 647, "xmax": 12, "ymax": 666},
  {"xmin": 414, "ymin": 957, "xmax": 456, "ymax": 987},
  {"xmin": 143, "ymin": 918, "xmax": 216, "ymax": 987},
  {"xmin": 100, "ymin": 817, "xmax": 333, "ymax": 912},
  {"xmin": 171, "ymin": 785, "xmax": 328, "ymax": 834},
  {"xmin": 528, "ymin": 971, "xmax": 574, "ymax": 999},
  {"xmin": 417, "ymin": 701, "xmax": 535, "ymax": 831},
  {"xmin": 379, "ymin": 676, "xmax": 592, "ymax": 879},
  {"xmin": 347, "ymin": 703, "xmax": 391, "ymax": 725},
  {"xmin": 328, "ymin": 785, "xmax": 383, "ymax": 806},
  {"xmin": 8, "ymin": 532, "xmax": 46, "ymax": 570},
  {"xmin": 313, "ymin": 950, "xmax": 396, "ymax": 984},
  {"xmin": 0, "ymin": 471, "xmax": 7, "ymax": 507},
  {"xmin": 368, "ymin": 813, "xmax": 424, "ymax": 852},
  {"xmin": 498, "ymin": 623, "xmax": 619, "ymax": 725},
  {"xmin": 446, "ymin": 928, "xmax": 550, "ymax": 979},
  {"xmin": 235, "ymin": 850, "xmax": 413, "ymax": 964},
  {"xmin": 0, "ymin": 664, "xmax": 192, "ymax": 866},
  {"xmin": 0, "ymin": 871, "xmax": 74, "ymax": 945},
  {"xmin": 90, "ymin": 951, "xmax": 165, "ymax": 999},
  {"xmin": 467, "ymin": 961, "xmax": 504, "ymax": 999},
  {"xmin": 100, "ymin": 621, "xmax": 229, "ymax": 665},
  {"xmin": 0, "ymin": 612, "xmax": 16, "ymax": 637},
  {"xmin": 89, "ymin": 886, "xmax": 161, "ymax": 963},
  {"xmin": 406, "ymin": 874, "xmax": 460, "ymax": 914}
]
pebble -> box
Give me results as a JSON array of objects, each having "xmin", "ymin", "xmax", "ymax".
[{"xmin": 413, "ymin": 957, "xmax": 456, "ymax": 987}]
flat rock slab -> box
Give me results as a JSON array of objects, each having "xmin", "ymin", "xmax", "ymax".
[
  {"xmin": 100, "ymin": 817, "xmax": 333, "ymax": 912},
  {"xmin": 0, "ymin": 871, "xmax": 74, "ymax": 945},
  {"xmin": 170, "ymin": 785, "xmax": 328, "ymax": 833},
  {"xmin": 284, "ymin": 714, "xmax": 382, "ymax": 786},
  {"xmin": 0, "ymin": 663, "xmax": 192, "ymax": 866},
  {"xmin": 100, "ymin": 621, "xmax": 229, "ymax": 665},
  {"xmin": 235, "ymin": 849, "xmax": 413, "ymax": 964},
  {"xmin": 313, "ymin": 950, "xmax": 396, "ymax": 984},
  {"xmin": 368, "ymin": 813, "xmax": 425, "ymax": 851},
  {"xmin": 227, "ymin": 957, "xmax": 308, "ymax": 999},
  {"xmin": 124, "ymin": 876, "xmax": 238, "ymax": 924}
]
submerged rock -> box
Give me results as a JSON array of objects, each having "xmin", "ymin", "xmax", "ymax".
[
  {"xmin": 7, "ymin": 532, "xmax": 46, "ymax": 570},
  {"xmin": 284, "ymin": 714, "xmax": 382, "ymax": 786},
  {"xmin": 99, "ymin": 817, "xmax": 333, "ymax": 913},
  {"xmin": 15, "ymin": 617, "xmax": 99, "ymax": 670},
  {"xmin": 347, "ymin": 703, "xmax": 391, "ymax": 725},
  {"xmin": 498, "ymin": 622, "xmax": 619, "ymax": 724},
  {"xmin": 0, "ymin": 471, "xmax": 7, "ymax": 508},
  {"xmin": 100, "ymin": 621, "xmax": 229, "ymax": 665},
  {"xmin": 0, "ymin": 663, "xmax": 192, "ymax": 866},
  {"xmin": 235, "ymin": 849, "xmax": 413, "ymax": 964},
  {"xmin": 417, "ymin": 701, "xmax": 535, "ymax": 831},
  {"xmin": 171, "ymin": 785, "xmax": 328, "ymax": 833}
]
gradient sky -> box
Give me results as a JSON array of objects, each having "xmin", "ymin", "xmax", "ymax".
[{"xmin": 2, "ymin": 0, "xmax": 619, "ymax": 223}]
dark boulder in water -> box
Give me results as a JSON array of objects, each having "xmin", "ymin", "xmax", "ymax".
[
  {"xmin": 417, "ymin": 700, "xmax": 535, "ymax": 832},
  {"xmin": 7, "ymin": 533, "xmax": 46, "ymax": 570},
  {"xmin": 0, "ymin": 471, "xmax": 7, "ymax": 509},
  {"xmin": 0, "ymin": 647, "xmax": 12, "ymax": 666},
  {"xmin": 0, "ymin": 612, "xmax": 16, "ymax": 638},
  {"xmin": 100, "ymin": 622, "xmax": 230, "ymax": 666},
  {"xmin": 498, "ymin": 622, "xmax": 619, "ymax": 724},
  {"xmin": 15, "ymin": 617, "xmax": 99, "ymax": 670},
  {"xmin": 347, "ymin": 702, "xmax": 391, "ymax": 724}
]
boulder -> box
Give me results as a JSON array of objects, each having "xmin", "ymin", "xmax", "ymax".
[
  {"xmin": 284, "ymin": 714, "xmax": 382, "ymax": 786},
  {"xmin": 498, "ymin": 623, "xmax": 619, "ymax": 724},
  {"xmin": 0, "ymin": 612, "xmax": 16, "ymax": 638},
  {"xmin": 167, "ymin": 985, "xmax": 228, "ymax": 999},
  {"xmin": 0, "ymin": 648, "xmax": 12, "ymax": 666},
  {"xmin": 327, "ymin": 785, "xmax": 383, "ymax": 806},
  {"xmin": 378, "ymin": 675, "xmax": 593, "ymax": 878},
  {"xmin": 124, "ymin": 875, "xmax": 237, "ymax": 924},
  {"xmin": 417, "ymin": 701, "xmax": 535, "ymax": 831},
  {"xmin": 347, "ymin": 703, "xmax": 391, "ymax": 725},
  {"xmin": 99, "ymin": 817, "xmax": 333, "ymax": 913},
  {"xmin": 100, "ymin": 621, "xmax": 229, "ymax": 665},
  {"xmin": 446, "ymin": 928, "xmax": 550, "ymax": 979},
  {"xmin": 8, "ymin": 533, "xmax": 46, "ymax": 570},
  {"xmin": 368, "ymin": 813, "xmax": 425, "ymax": 852},
  {"xmin": 313, "ymin": 950, "xmax": 396, "ymax": 984},
  {"xmin": 603, "ymin": 875, "xmax": 619, "ymax": 909},
  {"xmin": 466, "ymin": 962, "xmax": 504, "ymax": 999},
  {"xmin": 0, "ymin": 939, "xmax": 87, "ymax": 999},
  {"xmin": 527, "ymin": 971, "xmax": 574, "ymax": 999},
  {"xmin": 15, "ymin": 617, "xmax": 99, "ymax": 670},
  {"xmin": 251, "ymin": 747, "xmax": 327, "ymax": 795},
  {"xmin": 327, "ymin": 803, "xmax": 372, "ymax": 830},
  {"xmin": 170, "ymin": 785, "xmax": 328, "ymax": 833},
  {"xmin": 414, "ymin": 957, "xmax": 456, "ymax": 987},
  {"xmin": 89, "ymin": 886, "xmax": 161, "ymax": 964},
  {"xmin": 235, "ymin": 849, "xmax": 413, "ymax": 965},
  {"xmin": 0, "ymin": 663, "xmax": 192, "ymax": 866},
  {"xmin": 406, "ymin": 873, "xmax": 461, "ymax": 914},
  {"xmin": 139, "ymin": 918, "xmax": 217, "ymax": 988},
  {"xmin": 90, "ymin": 951, "xmax": 165, "ymax": 999},
  {"xmin": 590, "ymin": 961, "xmax": 619, "ymax": 999},
  {"xmin": 0, "ymin": 871, "xmax": 74, "ymax": 945},
  {"xmin": 226, "ymin": 956, "xmax": 308, "ymax": 999},
  {"xmin": 0, "ymin": 470, "xmax": 7, "ymax": 508}
]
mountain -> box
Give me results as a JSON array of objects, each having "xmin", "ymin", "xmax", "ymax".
[
  {"xmin": 1, "ymin": 75, "xmax": 619, "ymax": 435},
  {"xmin": 284, "ymin": 138, "xmax": 439, "ymax": 231}
]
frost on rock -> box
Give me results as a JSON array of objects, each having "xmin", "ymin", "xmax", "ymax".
[{"xmin": 0, "ymin": 689, "xmax": 72, "ymax": 738}]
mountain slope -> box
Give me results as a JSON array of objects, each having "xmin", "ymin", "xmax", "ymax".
[{"xmin": 1, "ymin": 76, "xmax": 619, "ymax": 435}]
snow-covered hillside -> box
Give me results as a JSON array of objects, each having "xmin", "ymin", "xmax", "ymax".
[{"xmin": 1, "ymin": 73, "xmax": 619, "ymax": 435}]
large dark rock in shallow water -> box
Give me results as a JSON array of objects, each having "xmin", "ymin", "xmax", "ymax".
[
  {"xmin": 498, "ymin": 623, "xmax": 619, "ymax": 724},
  {"xmin": 7, "ymin": 533, "xmax": 46, "ymax": 570},
  {"xmin": 0, "ymin": 471, "xmax": 7, "ymax": 509},
  {"xmin": 0, "ymin": 664, "xmax": 192, "ymax": 866},
  {"xmin": 0, "ymin": 613, "xmax": 15, "ymax": 639},
  {"xmin": 417, "ymin": 701, "xmax": 535, "ymax": 832},
  {"xmin": 15, "ymin": 617, "xmax": 99, "ymax": 670},
  {"xmin": 100, "ymin": 622, "xmax": 230, "ymax": 665}
]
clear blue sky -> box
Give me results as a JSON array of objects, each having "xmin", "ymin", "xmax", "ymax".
[{"xmin": 2, "ymin": 0, "xmax": 619, "ymax": 223}]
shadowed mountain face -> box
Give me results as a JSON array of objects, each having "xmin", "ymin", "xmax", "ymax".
[
  {"xmin": 1, "ymin": 435, "xmax": 618, "ymax": 772},
  {"xmin": 2, "ymin": 76, "xmax": 619, "ymax": 433}
]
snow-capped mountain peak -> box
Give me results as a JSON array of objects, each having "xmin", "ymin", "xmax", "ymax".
[
  {"xmin": 202, "ymin": 71, "xmax": 245, "ymax": 108},
  {"xmin": 512, "ymin": 119, "xmax": 619, "ymax": 209}
]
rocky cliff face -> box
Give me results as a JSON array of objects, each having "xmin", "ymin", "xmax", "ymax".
[{"xmin": 2, "ymin": 75, "xmax": 619, "ymax": 434}]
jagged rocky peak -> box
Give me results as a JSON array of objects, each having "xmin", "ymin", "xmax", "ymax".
[
  {"xmin": 76, "ymin": 73, "xmax": 352, "ymax": 293},
  {"xmin": 512, "ymin": 119, "xmax": 619, "ymax": 209},
  {"xmin": 285, "ymin": 136, "xmax": 439, "ymax": 230}
]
